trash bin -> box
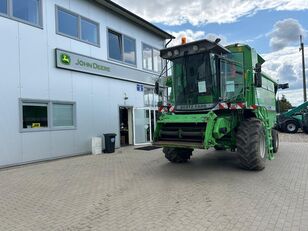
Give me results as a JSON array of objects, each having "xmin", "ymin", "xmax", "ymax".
[{"xmin": 103, "ymin": 133, "xmax": 117, "ymax": 153}]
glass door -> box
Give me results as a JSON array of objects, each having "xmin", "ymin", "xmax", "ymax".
[{"xmin": 133, "ymin": 107, "xmax": 152, "ymax": 145}]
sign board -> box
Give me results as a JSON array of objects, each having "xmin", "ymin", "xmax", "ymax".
[
  {"xmin": 56, "ymin": 49, "xmax": 111, "ymax": 75},
  {"xmin": 55, "ymin": 49, "xmax": 160, "ymax": 86}
]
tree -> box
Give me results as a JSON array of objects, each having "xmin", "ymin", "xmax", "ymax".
[{"xmin": 277, "ymin": 94, "xmax": 293, "ymax": 113}]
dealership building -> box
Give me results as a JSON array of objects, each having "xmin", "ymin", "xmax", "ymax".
[{"xmin": 0, "ymin": 0, "xmax": 174, "ymax": 167}]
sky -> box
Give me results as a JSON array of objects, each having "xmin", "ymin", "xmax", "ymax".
[{"xmin": 113, "ymin": 0, "xmax": 308, "ymax": 106}]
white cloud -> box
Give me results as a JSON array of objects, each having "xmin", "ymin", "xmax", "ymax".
[
  {"xmin": 168, "ymin": 30, "xmax": 227, "ymax": 46},
  {"xmin": 262, "ymin": 46, "xmax": 308, "ymax": 105},
  {"xmin": 112, "ymin": 0, "xmax": 308, "ymax": 25},
  {"xmin": 268, "ymin": 18, "xmax": 305, "ymax": 51},
  {"xmin": 277, "ymin": 89, "xmax": 307, "ymax": 106}
]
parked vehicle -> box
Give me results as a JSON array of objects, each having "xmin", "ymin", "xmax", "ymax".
[
  {"xmin": 153, "ymin": 39, "xmax": 283, "ymax": 170},
  {"xmin": 276, "ymin": 101, "xmax": 308, "ymax": 134}
]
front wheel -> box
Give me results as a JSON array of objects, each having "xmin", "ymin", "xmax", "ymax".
[
  {"xmin": 284, "ymin": 120, "xmax": 299, "ymax": 133},
  {"xmin": 236, "ymin": 118, "xmax": 267, "ymax": 171},
  {"xmin": 163, "ymin": 147, "xmax": 193, "ymax": 163}
]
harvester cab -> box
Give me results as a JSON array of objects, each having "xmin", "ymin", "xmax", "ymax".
[{"xmin": 153, "ymin": 38, "xmax": 279, "ymax": 171}]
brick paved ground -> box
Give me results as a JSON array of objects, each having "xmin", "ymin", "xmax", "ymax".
[{"xmin": 0, "ymin": 141, "xmax": 308, "ymax": 230}]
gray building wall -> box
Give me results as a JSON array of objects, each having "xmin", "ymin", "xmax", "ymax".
[{"xmin": 0, "ymin": 0, "xmax": 166, "ymax": 166}]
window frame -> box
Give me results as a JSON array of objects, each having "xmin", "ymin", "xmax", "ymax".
[
  {"xmin": 0, "ymin": 0, "xmax": 43, "ymax": 28},
  {"xmin": 142, "ymin": 42, "xmax": 163, "ymax": 73},
  {"xmin": 19, "ymin": 99, "xmax": 77, "ymax": 132},
  {"xmin": 55, "ymin": 5, "xmax": 100, "ymax": 47},
  {"xmin": 107, "ymin": 28, "xmax": 137, "ymax": 67}
]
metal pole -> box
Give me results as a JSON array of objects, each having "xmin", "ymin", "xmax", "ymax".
[{"xmin": 300, "ymin": 35, "xmax": 307, "ymax": 102}]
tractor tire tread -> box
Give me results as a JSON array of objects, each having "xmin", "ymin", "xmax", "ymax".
[{"xmin": 236, "ymin": 118, "xmax": 266, "ymax": 171}]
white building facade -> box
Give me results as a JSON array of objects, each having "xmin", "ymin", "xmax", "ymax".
[{"xmin": 0, "ymin": 0, "xmax": 173, "ymax": 167}]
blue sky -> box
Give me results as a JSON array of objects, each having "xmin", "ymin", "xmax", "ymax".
[
  {"xmin": 159, "ymin": 9, "xmax": 308, "ymax": 53},
  {"xmin": 114, "ymin": 0, "xmax": 308, "ymax": 105}
]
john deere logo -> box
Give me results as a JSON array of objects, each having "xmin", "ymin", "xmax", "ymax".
[{"xmin": 61, "ymin": 53, "xmax": 71, "ymax": 65}]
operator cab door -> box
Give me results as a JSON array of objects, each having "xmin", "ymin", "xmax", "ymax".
[{"xmin": 133, "ymin": 107, "xmax": 153, "ymax": 145}]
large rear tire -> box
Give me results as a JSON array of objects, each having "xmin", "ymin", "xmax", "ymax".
[
  {"xmin": 163, "ymin": 147, "xmax": 193, "ymax": 163},
  {"xmin": 272, "ymin": 129, "xmax": 279, "ymax": 153},
  {"xmin": 236, "ymin": 118, "xmax": 267, "ymax": 171}
]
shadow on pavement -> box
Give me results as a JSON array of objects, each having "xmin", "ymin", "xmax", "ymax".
[{"xmin": 155, "ymin": 149, "xmax": 252, "ymax": 180}]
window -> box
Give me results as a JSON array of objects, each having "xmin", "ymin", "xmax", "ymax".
[
  {"xmin": 21, "ymin": 100, "xmax": 76, "ymax": 131},
  {"xmin": 81, "ymin": 18, "xmax": 98, "ymax": 45},
  {"xmin": 142, "ymin": 44, "xmax": 162, "ymax": 72},
  {"xmin": 144, "ymin": 88, "xmax": 163, "ymax": 107},
  {"xmin": 124, "ymin": 36, "xmax": 136, "ymax": 64},
  {"xmin": 52, "ymin": 104, "xmax": 74, "ymax": 127},
  {"xmin": 108, "ymin": 30, "xmax": 122, "ymax": 61},
  {"xmin": 57, "ymin": 8, "xmax": 78, "ymax": 38},
  {"xmin": 108, "ymin": 29, "xmax": 136, "ymax": 65},
  {"xmin": 143, "ymin": 44, "xmax": 153, "ymax": 71},
  {"xmin": 153, "ymin": 49, "xmax": 162, "ymax": 72},
  {"xmin": 0, "ymin": 0, "xmax": 42, "ymax": 27},
  {"xmin": 22, "ymin": 103, "xmax": 48, "ymax": 129},
  {"xmin": 0, "ymin": 0, "xmax": 7, "ymax": 14},
  {"xmin": 12, "ymin": 0, "xmax": 40, "ymax": 25},
  {"xmin": 56, "ymin": 6, "xmax": 99, "ymax": 46}
]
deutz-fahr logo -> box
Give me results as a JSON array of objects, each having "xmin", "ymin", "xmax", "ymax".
[{"xmin": 61, "ymin": 53, "xmax": 71, "ymax": 65}]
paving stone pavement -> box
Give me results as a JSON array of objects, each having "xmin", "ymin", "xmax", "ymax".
[{"xmin": 0, "ymin": 142, "xmax": 308, "ymax": 231}]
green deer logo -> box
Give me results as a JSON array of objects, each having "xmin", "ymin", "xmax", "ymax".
[{"xmin": 61, "ymin": 53, "xmax": 71, "ymax": 65}]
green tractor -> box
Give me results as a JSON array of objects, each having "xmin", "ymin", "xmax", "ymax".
[
  {"xmin": 153, "ymin": 39, "xmax": 282, "ymax": 170},
  {"xmin": 276, "ymin": 101, "xmax": 308, "ymax": 134}
]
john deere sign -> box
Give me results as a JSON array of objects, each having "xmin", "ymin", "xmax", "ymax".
[
  {"xmin": 55, "ymin": 49, "xmax": 159, "ymax": 85},
  {"xmin": 56, "ymin": 49, "xmax": 110, "ymax": 76}
]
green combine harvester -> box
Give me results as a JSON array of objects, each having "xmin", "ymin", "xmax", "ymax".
[{"xmin": 153, "ymin": 38, "xmax": 282, "ymax": 170}]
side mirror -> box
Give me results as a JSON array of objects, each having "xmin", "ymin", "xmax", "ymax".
[
  {"xmin": 254, "ymin": 63, "xmax": 262, "ymax": 87},
  {"xmin": 154, "ymin": 81, "xmax": 159, "ymax": 94},
  {"xmin": 278, "ymin": 83, "xmax": 289, "ymax": 89}
]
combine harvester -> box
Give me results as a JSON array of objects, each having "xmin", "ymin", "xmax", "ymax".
[{"xmin": 153, "ymin": 38, "xmax": 284, "ymax": 170}]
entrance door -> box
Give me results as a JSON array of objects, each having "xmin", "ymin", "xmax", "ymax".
[
  {"xmin": 119, "ymin": 107, "xmax": 133, "ymax": 146},
  {"xmin": 133, "ymin": 107, "xmax": 151, "ymax": 145}
]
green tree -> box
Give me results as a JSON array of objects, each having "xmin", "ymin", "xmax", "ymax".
[{"xmin": 277, "ymin": 94, "xmax": 293, "ymax": 113}]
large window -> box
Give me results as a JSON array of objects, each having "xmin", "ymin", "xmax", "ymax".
[
  {"xmin": 0, "ymin": 0, "xmax": 42, "ymax": 27},
  {"xmin": 142, "ymin": 44, "xmax": 162, "ymax": 72},
  {"xmin": 108, "ymin": 29, "xmax": 136, "ymax": 65},
  {"xmin": 56, "ymin": 6, "xmax": 99, "ymax": 46},
  {"xmin": 20, "ymin": 100, "xmax": 76, "ymax": 131}
]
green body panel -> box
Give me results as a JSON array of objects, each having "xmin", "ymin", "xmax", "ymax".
[
  {"xmin": 154, "ymin": 42, "xmax": 278, "ymax": 160},
  {"xmin": 213, "ymin": 117, "xmax": 232, "ymax": 139},
  {"xmin": 293, "ymin": 115, "xmax": 303, "ymax": 121},
  {"xmin": 283, "ymin": 101, "xmax": 308, "ymax": 118}
]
